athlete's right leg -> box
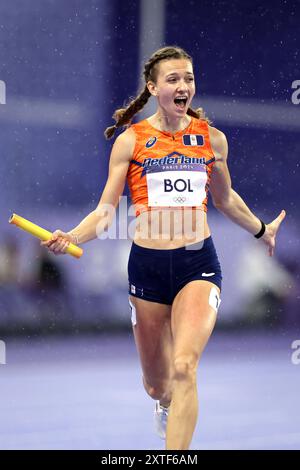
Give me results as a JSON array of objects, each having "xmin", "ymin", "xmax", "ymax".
[{"xmin": 129, "ymin": 295, "xmax": 173, "ymax": 408}]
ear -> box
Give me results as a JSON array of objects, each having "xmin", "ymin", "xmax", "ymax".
[{"xmin": 147, "ymin": 81, "xmax": 158, "ymax": 97}]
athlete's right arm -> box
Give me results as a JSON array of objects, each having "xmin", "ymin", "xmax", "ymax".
[{"xmin": 41, "ymin": 129, "xmax": 135, "ymax": 255}]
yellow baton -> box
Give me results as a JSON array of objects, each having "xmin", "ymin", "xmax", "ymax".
[{"xmin": 9, "ymin": 213, "xmax": 83, "ymax": 259}]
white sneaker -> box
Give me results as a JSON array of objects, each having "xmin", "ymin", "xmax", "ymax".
[{"xmin": 154, "ymin": 401, "xmax": 169, "ymax": 439}]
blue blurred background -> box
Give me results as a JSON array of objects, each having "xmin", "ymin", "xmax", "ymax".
[{"xmin": 0, "ymin": 0, "xmax": 300, "ymax": 451}]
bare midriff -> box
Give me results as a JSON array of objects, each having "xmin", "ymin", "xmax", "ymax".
[{"xmin": 133, "ymin": 207, "xmax": 211, "ymax": 249}]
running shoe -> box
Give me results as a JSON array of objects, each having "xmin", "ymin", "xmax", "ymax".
[{"xmin": 154, "ymin": 401, "xmax": 169, "ymax": 439}]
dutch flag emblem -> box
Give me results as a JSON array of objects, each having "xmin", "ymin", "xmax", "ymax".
[{"xmin": 183, "ymin": 134, "xmax": 204, "ymax": 146}]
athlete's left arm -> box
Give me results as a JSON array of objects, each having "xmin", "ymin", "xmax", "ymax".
[{"xmin": 208, "ymin": 126, "xmax": 286, "ymax": 256}]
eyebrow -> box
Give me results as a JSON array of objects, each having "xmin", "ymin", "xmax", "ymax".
[{"xmin": 166, "ymin": 72, "xmax": 194, "ymax": 77}]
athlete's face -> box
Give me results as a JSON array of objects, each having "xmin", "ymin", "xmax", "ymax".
[{"xmin": 148, "ymin": 59, "xmax": 196, "ymax": 117}]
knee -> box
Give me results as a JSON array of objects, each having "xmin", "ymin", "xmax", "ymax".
[
  {"xmin": 173, "ymin": 356, "xmax": 197, "ymax": 382},
  {"xmin": 143, "ymin": 376, "xmax": 171, "ymax": 400}
]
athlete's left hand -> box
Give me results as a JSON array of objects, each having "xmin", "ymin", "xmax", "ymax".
[{"xmin": 261, "ymin": 210, "xmax": 286, "ymax": 257}]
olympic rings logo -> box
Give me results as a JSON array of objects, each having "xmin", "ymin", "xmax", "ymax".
[{"xmin": 173, "ymin": 196, "xmax": 186, "ymax": 204}]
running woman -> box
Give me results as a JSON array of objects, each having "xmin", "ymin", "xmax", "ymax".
[{"xmin": 41, "ymin": 46, "xmax": 286, "ymax": 450}]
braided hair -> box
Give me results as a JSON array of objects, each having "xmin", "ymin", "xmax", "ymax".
[{"xmin": 104, "ymin": 46, "xmax": 210, "ymax": 139}]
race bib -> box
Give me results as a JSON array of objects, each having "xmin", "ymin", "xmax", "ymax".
[{"xmin": 146, "ymin": 164, "xmax": 207, "ymax": 207}]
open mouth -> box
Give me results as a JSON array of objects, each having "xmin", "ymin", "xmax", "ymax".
[{"xmin": 174, "ymin": 97, "xmax": 188, "ymax": 109}]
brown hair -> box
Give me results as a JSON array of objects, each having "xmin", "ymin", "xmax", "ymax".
[{"xmin": 104, "ymin": 45, "xmax": 210, "ymax": 139}]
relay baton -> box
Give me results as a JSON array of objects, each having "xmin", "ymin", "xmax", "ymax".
[{"xmin": 9, "ymin": 213, "xmax": 83, "ymax": 259}]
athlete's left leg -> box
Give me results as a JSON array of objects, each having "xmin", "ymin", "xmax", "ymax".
[{"xmin": 166, "ymin": 280, "xmax": 220, "ymax": 450}]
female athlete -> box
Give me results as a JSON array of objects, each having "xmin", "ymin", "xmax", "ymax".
[{"xmin": 41, "ymin": 46, "xmax": 286, "ymax": 450}]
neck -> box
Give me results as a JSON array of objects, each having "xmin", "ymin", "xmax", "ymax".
[{"xmin": 150, "ymin": 111, "xmax": 191, "ymax": 133}]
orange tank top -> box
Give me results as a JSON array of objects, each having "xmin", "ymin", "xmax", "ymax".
[{"xmin": 127, "ymin": 117, "xmax": 216, "ymax": 216}]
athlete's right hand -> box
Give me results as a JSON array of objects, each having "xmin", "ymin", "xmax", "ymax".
[{"xmin": 40, "ymin": 230, "xmax": 74, "ymax": 256}]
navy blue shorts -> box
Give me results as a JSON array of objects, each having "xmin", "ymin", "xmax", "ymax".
[{"xmin": 128, "ymin": 236, "xmax": 222, "ymax": 305}]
